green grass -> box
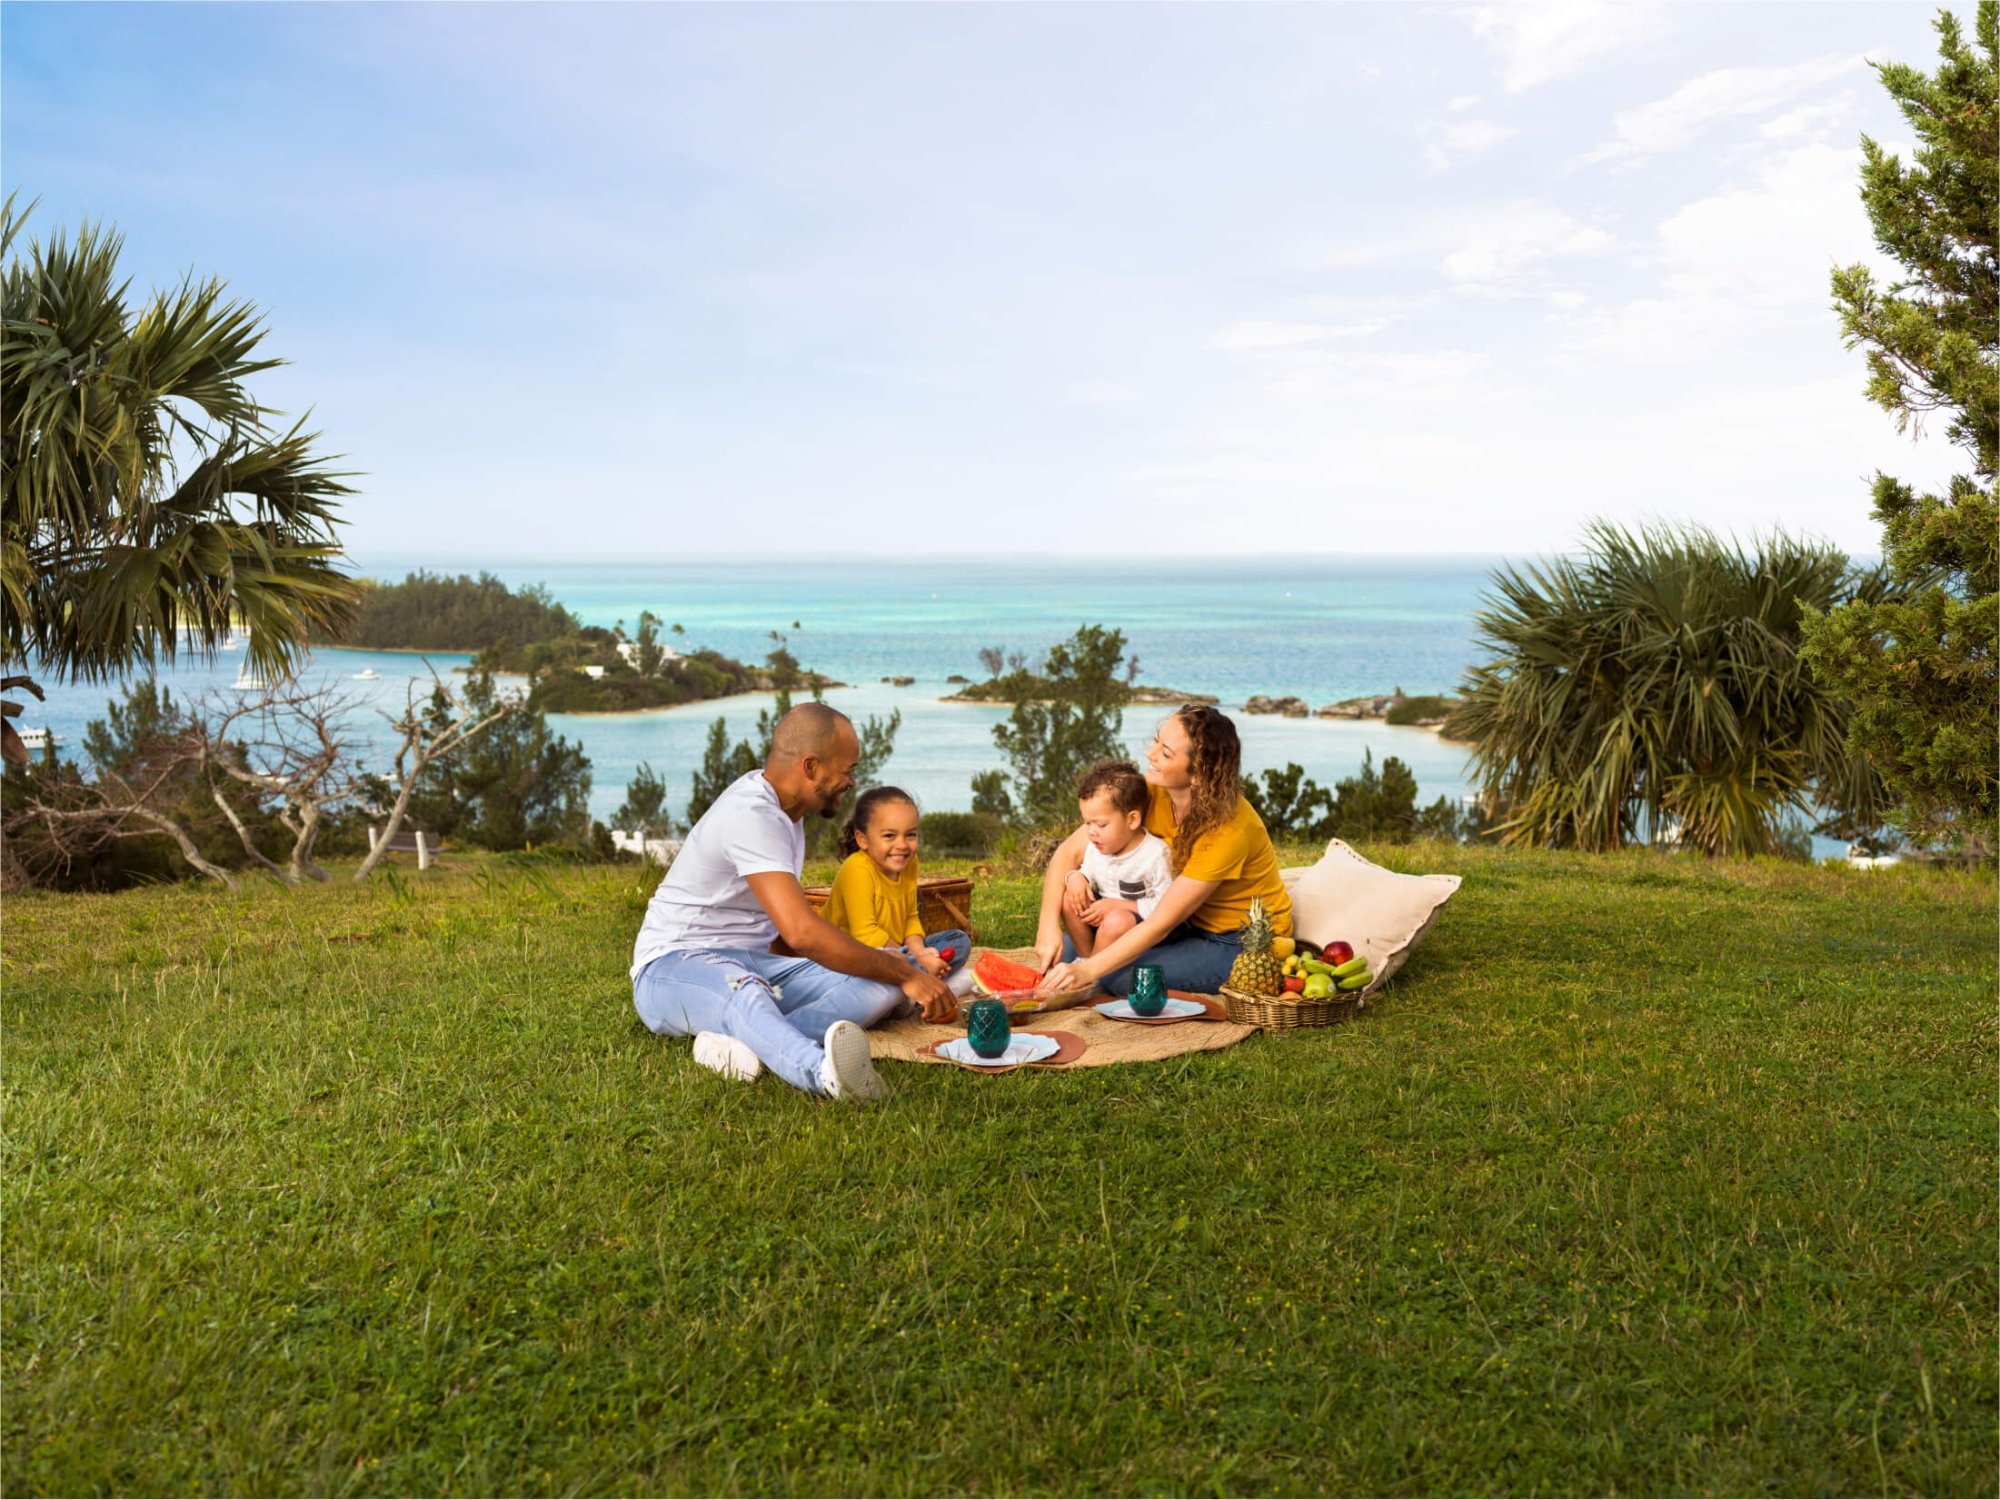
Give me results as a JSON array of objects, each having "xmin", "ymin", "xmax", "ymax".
[{"xmin": 4, "ymin": 846, "xmax": 1994, "ymax": 1495}]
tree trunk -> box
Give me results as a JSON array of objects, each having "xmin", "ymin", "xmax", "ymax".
[
  {"xmin": 130, "ymin": 808, "xmax": 238, "ymax": 888},
  {"xmin": 353, "ymin": 759, "xmax": 424, "ymax": 882},
  {"xmin": 210, "ymin": 780, "xmax": 291, "ymax": 883}
]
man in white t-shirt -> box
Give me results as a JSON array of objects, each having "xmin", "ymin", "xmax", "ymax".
[{"xmin": 631, "ymin": 702, "xmax": 953, "ymax": 1099}]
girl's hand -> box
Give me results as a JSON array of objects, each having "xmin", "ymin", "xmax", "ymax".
[
  {"xmin": 1061, "ymin": 871, "xmax": 1094, "ymax": 920},
  {"xmin": 911, "ymin": 945, "xmax": 947, "ymax": 978}
]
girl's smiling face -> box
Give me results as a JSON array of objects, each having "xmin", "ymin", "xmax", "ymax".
[
  {"xmin": 1145, "ymin": 715, "xmax": 1193, "ymax": 792},
  {"xmin": 855, "ymin": 797, "xmax": 920, "ymax": 873}
]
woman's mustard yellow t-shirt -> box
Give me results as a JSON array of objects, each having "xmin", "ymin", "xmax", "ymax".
[
  {"xmin": 822, "ymin": 851, "xmax": 926, "ymax": 949},
  {"xmin": 1144, "ymin": 784, "xmax": 1293, "ymax": 937}
]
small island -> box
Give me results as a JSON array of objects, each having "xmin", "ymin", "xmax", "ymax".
[
  {"xmin": 1241, "ymin": 690, "xmax": 1464, "ymax": 732},
  {"xmin": 943, "ymin": 677, "xmax": 1217, "ymax": 706},
  {"xmin": 325, "ymin": 571, "xmax": 840, "ymax": 713}
]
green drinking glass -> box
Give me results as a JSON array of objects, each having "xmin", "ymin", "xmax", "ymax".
[
  {"xmin": 966, "ymin": 998, "xmax": 1012, "ymax": 1059},
  {"xmin": 1129, "ymin": 963, "xmax": 1168, "ymax": 1016}
]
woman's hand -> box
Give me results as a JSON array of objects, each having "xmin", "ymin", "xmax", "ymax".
[
  {"xmin": 1033, "ymin": 931, "xmax": 1064, "ymax": 974},
  {"xmin": 1039, "ymin": 959, "xmax": 1092, "ymax": 994}
]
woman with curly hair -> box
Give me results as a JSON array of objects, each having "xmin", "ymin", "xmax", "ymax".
[{"xmin": 1035, "ymin": 705, "xmax": 1293, "ymax": 996}]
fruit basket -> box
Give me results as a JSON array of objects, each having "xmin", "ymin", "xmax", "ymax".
[
  {"xmin": 1219, "ymin": 904, "xmax": 1372, "ymax": 1028},
  {"xmin": 1218, "ymin": 984, "xmax": 1364, "ymax": 1030}
]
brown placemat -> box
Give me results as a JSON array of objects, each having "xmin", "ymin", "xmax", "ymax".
[
  {"xmin": 916, "ymin": 1030, "xmax": 1090, "ymax": 1073},
  {"xmin": 873, "ymin": 1004, "xmax": 1256, "ymax": 1071}
]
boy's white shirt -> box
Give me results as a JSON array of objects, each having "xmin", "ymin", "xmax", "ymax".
[{"xmin": 1078, "ymin": 830, "xmax": 1175, "ymax": 918}]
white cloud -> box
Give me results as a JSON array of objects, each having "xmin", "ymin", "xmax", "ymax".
[
  {"xmin": 1447, "ymin": 93, "xmax": 1483, "ymax": 111},
  {"xmin": 1439, "ymin": 204, "xmax": 1615, "ymax": 290},
  {"xmin": 1306, "ymin": 202, "xmax": 1615, "ymax": 294},
  {"xmin": 1463, "ymin": 0, "xmax": 1671, "ymax": 93},
  {"xmin": 1576, "ymin": 53, "xmax": 1863, "ymax": 166},
  {"xmin": 1419, "ymin": 117, "xmax": 1519, "ymax": 173},
  {"xmin": 1063, "ymin": 380, "xmax": 1138, "ymax": 405},
  {"xmin": 1556, "ymin": 141, "xmax": 1872, "ymax": 360},
  {"xmin": 1210, "ymin": 317, "xmax": 1397, "ymax": 350},
  {"xmin": 1760, "ymin": 96, "xmax": 1854, "ymax": 142}
]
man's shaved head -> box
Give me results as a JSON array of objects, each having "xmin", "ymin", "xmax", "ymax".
[{"xmin": 768, "ymin": 702, "xmax": 853, "ymax": 766}]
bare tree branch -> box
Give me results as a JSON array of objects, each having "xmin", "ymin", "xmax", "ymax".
[{"xmin": 352, "ymin": 672, "xmax": 516, "ymax": 882}]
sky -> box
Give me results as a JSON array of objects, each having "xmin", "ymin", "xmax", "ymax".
[{"xmin": 2, "ymin": 0, "xmax": 1971, "ymax": 560}]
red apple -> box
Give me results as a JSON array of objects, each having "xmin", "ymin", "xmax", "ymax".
[
  {"xmin": 1324, "ymin": 940, "xmax": 1355, "ymax": 966},
  {"xmin": 1282, "ymin": 976, "xmax": 1306, "ymax": 994}
]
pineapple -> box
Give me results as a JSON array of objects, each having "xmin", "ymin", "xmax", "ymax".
[{"xmin": 1228, "ymin": 898, "xmax": 1285, "ymax": 995}]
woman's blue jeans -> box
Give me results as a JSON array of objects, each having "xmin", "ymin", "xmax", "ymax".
[{"xmin": 1064, "ymin": 920, "xmax": 1243, "ymax": 996}]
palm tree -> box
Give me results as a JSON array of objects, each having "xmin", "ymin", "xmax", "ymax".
[
  {"xmin": 1, "ymin": 200, "xmax": 361, "ymax": 763},
  {"xmin": 1446, "ymin": 522, "xmax": 1888, "ymax": 857}
]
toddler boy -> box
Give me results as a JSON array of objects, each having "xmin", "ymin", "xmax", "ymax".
[{"xmin": 1061, "ymin": 759, "xmax": 1174, "ymax": 957}]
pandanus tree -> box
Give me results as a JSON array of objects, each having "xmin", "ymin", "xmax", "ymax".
[
  {"xmin": 1, "ymin": 200, "xmax": 361, "ymax": 764},
  {"xmin": 1446, "ymin": 523, "xmax": 1888, "ymax": 857}
]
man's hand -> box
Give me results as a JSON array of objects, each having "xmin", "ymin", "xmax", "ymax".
[
  {"xmin": 1061, "ymin": 871, "xmax": 1094, "ymax": 920},
  {"xmin": 902, "ymin": 969, "xmax": 956, "ymax": 1022}
]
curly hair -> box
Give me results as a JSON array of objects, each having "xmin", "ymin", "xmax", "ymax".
[
  {"xmin": 1076, "ymin": 758, "xmax": 1149, "ymax": 817},
  {"xmin": 837, "ymin": 786, "xmax": 918, "ymax": 858},
  {"xmin": 1164, "ymin": 705, "xmax": 1242, "ymax": 873}
]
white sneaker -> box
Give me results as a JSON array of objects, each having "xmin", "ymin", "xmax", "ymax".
[
  {"xmin": 947, "ymin": 969, "xmax": 980, "ymax": 999},
  {"xmin": 819, "ymin": 1019, "xmax": 884, "ymax": 1102},
  {"xmin": 692, "ymin": 1031, "xmax": 763, "ymax": 1082}
]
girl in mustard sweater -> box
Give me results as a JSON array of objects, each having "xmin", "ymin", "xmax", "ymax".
[{"xmin": 824, "ymin": 786, "xmax": 973, "ymax": 992}]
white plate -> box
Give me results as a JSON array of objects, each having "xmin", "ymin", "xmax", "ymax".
[
  {"xmin": 936, "ymin": 1033, "xmax": 1060, "ymax": 1068},
  {"xmin": 1093, "ymin": 997, "xmax": 1207, "ymax": 1021}
]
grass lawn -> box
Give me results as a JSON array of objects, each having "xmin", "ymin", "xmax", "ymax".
[{"xmin": 3, "ymin": 844, "xmax": 1994, "ymax": 1495}]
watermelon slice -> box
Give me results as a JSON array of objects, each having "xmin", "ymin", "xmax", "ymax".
[{"xmin": 973, "ymin": 951, "xmax": 1047, "ymax": 996}]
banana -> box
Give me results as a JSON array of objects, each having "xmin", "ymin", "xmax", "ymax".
[
  {"xmin": 1336, "ymin": 972, "xmax": 1370, "ymax": 992},
  {"xmin": 1298, "ymin": 956, "xmax": 1337, "ymax": 977},
  {"xmin": 1329, "ymin": 955, "xmax": 1370, "ymax": 979}
]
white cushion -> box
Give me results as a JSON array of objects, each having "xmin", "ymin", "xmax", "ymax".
[{"xmin": 1279, "ymin": 839, "xmax": 1460, "ymax": 995}]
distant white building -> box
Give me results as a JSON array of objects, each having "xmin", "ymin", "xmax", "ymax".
[
  {"xmin": 612, "ymin": 830, "xmax": 681, "ymax": 864},
  {"xmin": 581, "ymin": 664, "xmax": 606, "ymax": 679},
  {"xmin": 616, "ymin": 640, "xmax": 682, "ymax": 669}
]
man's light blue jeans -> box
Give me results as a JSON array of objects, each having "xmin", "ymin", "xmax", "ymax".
[{"xmin": 633, "ymin": 948, "xmax": 904, "ymax": 1094}]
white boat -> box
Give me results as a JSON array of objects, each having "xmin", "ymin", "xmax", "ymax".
[
  {"xmin": 231, "ymin": 666, "xmax": 268, "ymax": 692},
  {"xmin": 351, "ymin": 668, "xmax": 381, "ymax": 681},
  {"xmin": 16, "ymin": 726, "xmax": 61, "ymax": 751},
  {"xmin": 220, "ymin": 627, "xmax": 248, "ymax": 652}
]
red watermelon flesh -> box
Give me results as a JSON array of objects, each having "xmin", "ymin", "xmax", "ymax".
[{"xmin": 974, "ymin": 951, "xmax": 1047, "ymax": 995}]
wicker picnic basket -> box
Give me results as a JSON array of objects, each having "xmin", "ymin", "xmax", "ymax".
[
  {"xmin": 1218, "ymin": 984, "xmax": 1364, "ymax": 1030},
  {"xmin": 801, "ymin": 874, "xmax": 977, "ymax": 943}
]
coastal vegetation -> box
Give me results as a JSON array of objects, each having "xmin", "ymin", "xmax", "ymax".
[
  {"xmin": 980, "ymin": 625, "xmax": 1133, "ymax": 828},
  {"xmin": 5, "ymin": 846, "xmax": 1992, "ymax": 1494},
  {"xmin": 1799, "ymin": 2, "xmax": 1998, "ymax": 852},
  {"xmin": 327, "ymin": 578, "xmax": 827, "ymax": 716},
  {"xmin": 1245, "ymin": 753, "xmax": 1474, "ymax": 845},
  {"xmin": 0, "ymin": 200, "xmax": 361, "ymax": 766},
  {"xmin": 331, "ymin": 571, "xmax": 580, "ymax": 653},
  {"xmin": 1446, "ymin": 524, "xmax": 1885, "ymax": 857}
]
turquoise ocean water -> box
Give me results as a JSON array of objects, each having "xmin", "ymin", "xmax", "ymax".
[{"xmin": 22, "ymin": 556, "xmax": 1501, "ymax": 827}]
